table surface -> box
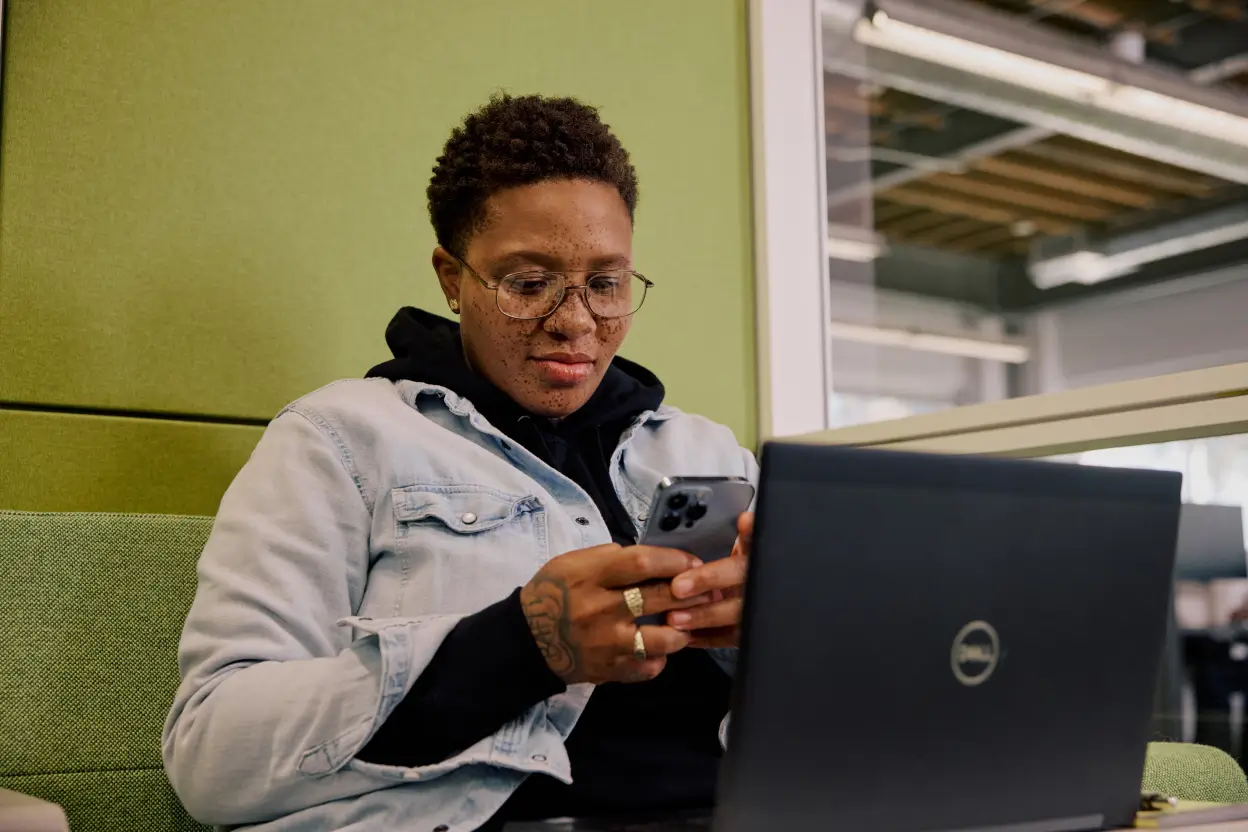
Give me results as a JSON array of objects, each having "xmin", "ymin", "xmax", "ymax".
[{"xmin": 503, "ymin": 817, "xmax": 1248, "ymax": 832}]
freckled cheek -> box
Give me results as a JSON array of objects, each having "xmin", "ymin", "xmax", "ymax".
[
  {"xmin": 489, "ymin": 328, "xmax": 537, "ymax": 374},
  {"xmin": 598, "ymin": 319, "xmax": 631, "ymax": 352}
]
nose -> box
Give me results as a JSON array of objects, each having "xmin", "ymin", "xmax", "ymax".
[{"xmin": 543, "ymin": 285, "xmax": 596, "ymax": 339}]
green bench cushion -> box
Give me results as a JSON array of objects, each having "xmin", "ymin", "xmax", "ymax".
[
  {"xmin": 0, "ymin": 511, "xmax": 213, "ymax": 832},
  {"xmin": 1143, "ymin": 741, "xmax": 1248, "ymax": 803},
  {"xmin": 0, "ymin": 770, "xmax": 204, "ymax": 832}
]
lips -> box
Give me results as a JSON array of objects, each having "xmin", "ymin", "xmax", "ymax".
[{"xmin": 530, "ymin": 353, "xmax": 596, "ymax": 386}]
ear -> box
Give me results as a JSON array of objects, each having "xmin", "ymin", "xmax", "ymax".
[{"xmin": 432, "ymin": 247, "xmax": 462, "ymax": 313}]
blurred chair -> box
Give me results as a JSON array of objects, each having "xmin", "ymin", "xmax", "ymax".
[{"xmin": 1165, "ymin": 504, "xmax": 1248, "ymax": 758}]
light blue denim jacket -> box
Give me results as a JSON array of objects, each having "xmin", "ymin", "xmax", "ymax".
[{"xmin": 163, "ymin": 377, "xmax": 757, "ymax": 831}]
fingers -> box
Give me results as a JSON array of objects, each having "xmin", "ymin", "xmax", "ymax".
[
  {"xmin": 633, "ymin": 582, "xmax": 713, "ymax": 617},
  {"xmin": 636, "ymin": 623, "xmax": 692, "ymax": 658},
  {"xmin": 688, "ymin": 627, "xmax": 740, "ymax": 650},
  {"xmin": 671, "ymin": 555, "xmax": 748, "ymax": 600},
  {"xmin": 618, "ymin": 657, "xmax": 668, "ymax": 683},
  {"xmin": 667, "ymin": 597, "xmax": 743, "ymax": 632},
  {"xmin": 738, "ymin": 511, "xmax": 754, "ymax": 539},
  {"xmin": 599, "ymin": 545, "xmax": 702, "ymax": 587}
]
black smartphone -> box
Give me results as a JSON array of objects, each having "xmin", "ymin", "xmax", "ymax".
[{"xmin": 635, "ymin": 476, "xmax": 755, "ymax": 626}]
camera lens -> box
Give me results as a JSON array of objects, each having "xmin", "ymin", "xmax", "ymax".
[
  {"xmin": 686, "ymin": 500, "xmax": 708, "ymax": 521},
  {"xmin": 659, "ymin": 512, "xmax": 682, "ymax": 532},
  {"xmin": 666, "ymin": 492, "xmax": 689, "ymax": 510}
]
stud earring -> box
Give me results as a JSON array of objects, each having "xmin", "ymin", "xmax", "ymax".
[{"xmin": 449, "ymin": 299, "xmax": 460, "ymax": 313}]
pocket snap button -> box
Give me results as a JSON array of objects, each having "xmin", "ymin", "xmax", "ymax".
[
  {"xmin": 637, "ymin": 511, "xmax": 649, "ymax": 522},
  {"xmin": 575, "ymin": 516, "xmax": 590, "ymax": 526},
  {"xmin": 461, "ymin": 512, "xmax": 478, "ymax": 525}
]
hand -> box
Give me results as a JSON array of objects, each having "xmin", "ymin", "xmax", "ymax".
[
  {"xmin": 520, "ymin": 544, "xmax": 713, "ymax": 685},
  {"xmin": 666, "ymin": 512, "xmax": 753, "ymax": 649}
]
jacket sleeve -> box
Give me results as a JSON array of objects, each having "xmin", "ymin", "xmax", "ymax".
[
  {"xmin": 161, "ymin": 408, "xmax": 537, "ymax": 826},
  {"xmin": 356, "ymin": 588, "xmax": 566, "ymax": 767}
]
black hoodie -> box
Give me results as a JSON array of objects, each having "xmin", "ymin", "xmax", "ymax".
[{"xmin": 357, "ymin": 309, "xmax": 732, "ymax": 826}]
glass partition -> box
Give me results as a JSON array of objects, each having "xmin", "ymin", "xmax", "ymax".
[
  {"xmin": 819, "ymin": 0, "xmax": 1248, "ymax": 429},
  {"xmin": 1053, "ymin": 435, "xmax": 1248, "ymax": 757}
]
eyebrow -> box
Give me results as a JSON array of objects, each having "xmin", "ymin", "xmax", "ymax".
[{"xmin": 490, "ymin": 250, "xmax": 632, "ymax": 273}]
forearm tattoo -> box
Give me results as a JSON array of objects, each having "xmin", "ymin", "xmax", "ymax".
[{"xmin": 522, "ymin": 576, "xmax": 579, "ymax": 680}]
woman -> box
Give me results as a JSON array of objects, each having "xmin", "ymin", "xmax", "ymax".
[{"xmin": 164, "ymin": 94, "xmax": 755, "ymax": 831}]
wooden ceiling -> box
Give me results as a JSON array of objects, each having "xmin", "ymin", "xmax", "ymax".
[
  {"xmin": 831, "ymin": 87, "xmax": 1237, "ymax": 258},
  {"xmin": 967, "ymin": 0, "xmax": 1247, "ymax": 53},
  {"xmin": 827, "ymin": 0, "xmax": 1248, "ymax": 259}
]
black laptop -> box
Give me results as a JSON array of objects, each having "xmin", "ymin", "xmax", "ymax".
[{"xmin": 511, "ymin": 443, "xmax": 1183, "ymax": 832}]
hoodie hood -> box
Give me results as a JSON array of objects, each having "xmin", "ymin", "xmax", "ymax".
[{"xmin": 366, "ymin": 307, "xmax": 665, "ymax": 437}]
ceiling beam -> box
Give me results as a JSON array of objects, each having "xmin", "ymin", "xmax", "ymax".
[
  {"xmin": 872, "ymin": 202, "xmax": 923, "ymax": 224},
  {"xmin": 941, "ymin": 224, "xmax": 1025, "ymax": 253},
  {"xmin": 922, "ymin": 172, "xmax": 1118, "ymax": 221},
  {"xmin": 904, "ymin": 217, "xmax": 994, "ymax": 246},
  {"xmin": 879, "ymin": 183, "xmax": 1075, "ymax": 234},
  {"xmin": 827, "ymin": 124, "xmax": 1052, "ymax": 208},
  {"xmin": 1184, "ymin": 0, "xmax": 1245, "ymax": 22},
  {"xmin": 971, "ymin": 155, "xmax": 1158, "ymax": 208},
  {"xmin": 882, "ymin": 208, "xmax": 964, "ymax": 235},
  {"xmin": 1010, "ymin": 141, "xmax": 1217, "ymax": 196}
]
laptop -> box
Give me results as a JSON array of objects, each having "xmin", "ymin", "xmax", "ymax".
[
  {"xmin": 717, "ymin": 442, "xmax": 1182, "ymax": 832},
  {"xmin": 508, "ymin": 443, "xmax": 1182, "ymax": 832}
]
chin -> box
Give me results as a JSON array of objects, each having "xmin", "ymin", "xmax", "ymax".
[{"xmin": 518, "ymin": 384, "xmax": 596, "ymax": 419}]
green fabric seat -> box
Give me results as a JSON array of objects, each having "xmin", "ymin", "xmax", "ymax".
[
  {"xmin": 1143, "ymin": 741, "xmax": 1248, "ymax": 803},
  {"xmin": 0, "ymin": 511, "xmax": 212, "ymax": 832},
  {"xmin": 3, "ymin": 510, "xmax": 1248, "ymax": 830}
]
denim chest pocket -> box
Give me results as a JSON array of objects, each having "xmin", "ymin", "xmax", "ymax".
[
  {"xmin": 390, "ymin": 485, "xmax": 550, "ymax": 608},
  {"xmin": 394, "ymin": 485, "xmax": 530, "ymax": 532}
]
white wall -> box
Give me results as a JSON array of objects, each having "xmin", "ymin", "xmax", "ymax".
[
  {"xmin": 1027, "ymin": 266, "xmax": 1248, "ymax": 394},
  {"xmin": 827, "ymin": 279, "xmax": 1009, "ymax": 413}
]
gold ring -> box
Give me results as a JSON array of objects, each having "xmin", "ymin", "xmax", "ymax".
[
  {"xmin": 623, "ymin": 586, "xmax": 645, "ymax": 618},
  {"xmin": 633, "ymin": 628, "xmax": 647, "ymax": 661}
]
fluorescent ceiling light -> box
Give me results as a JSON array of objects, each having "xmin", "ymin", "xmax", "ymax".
[
  {"xmin": 827, "ymin": 237, "xmax": 884, "ymax": 262},
  {"xmin": 853, "ymin": 15, "xmax": 1248, "ymax": 146},
  {"xmin": 1029, "ymin": 251, "xmax": 1133, "ymax": 289},
  {"xmin": 828, "ymin": 320, "xmax": 1031, "ymax": 363},
  {"xmin": 1029, "ymin": 213, "xmax": 1248, "ymax": 289},
  {"xmin": 828, "ymin": 223, "xmax": 887, "ymax": 262}
]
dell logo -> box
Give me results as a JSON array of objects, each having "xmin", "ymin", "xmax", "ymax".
[{"xmin": 951, "ymin": 620, "xmax": 1000, "ymax": 687}]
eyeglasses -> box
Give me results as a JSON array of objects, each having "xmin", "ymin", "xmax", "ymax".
[{"xmin": 453, "ymin": 255, "xmax": 653, "ymax": 321}]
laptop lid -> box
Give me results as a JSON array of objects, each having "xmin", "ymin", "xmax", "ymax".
[{"xmin": 717, "ymin": 443, "xmax": 1182, "ymax": 832}]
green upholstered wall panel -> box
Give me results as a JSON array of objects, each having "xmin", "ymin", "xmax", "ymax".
[
  {"xmin": 0, "ymin": 411, "xmax": 261, "ymax": 514},
  {"xmin": 0, "ymin": 0, "xmax": 756, "ymax": 445}
]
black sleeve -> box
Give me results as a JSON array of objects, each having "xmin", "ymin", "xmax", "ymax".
[{"xmin": 356, "ymin": 586, "xmax": 567, "ymax": 767}]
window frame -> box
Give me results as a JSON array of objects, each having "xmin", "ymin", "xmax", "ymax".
[{"xmin": 793, "ymin": 362, "xmax": 1248, "ymax": 457}]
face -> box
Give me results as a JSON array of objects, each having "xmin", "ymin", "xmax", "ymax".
[{"xmin": 433, "ymin": 178, "xmax": 634, "ymax": 418}]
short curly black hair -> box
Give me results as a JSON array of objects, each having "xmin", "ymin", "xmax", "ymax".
[{"xmin": 427, "ymin": 94, "xmax": 639, "ymax": 254}]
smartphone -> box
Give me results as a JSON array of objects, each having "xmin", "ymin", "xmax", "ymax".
[{"xmin": 635, "ymin": 476, "xmax": 755, "ymax": 626}]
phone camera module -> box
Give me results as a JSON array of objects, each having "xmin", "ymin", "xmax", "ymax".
[
  {"xmin": 685, "ymin": 499, "xmax": 708, "ymax": 522},
  {"xmin": 659, "ymin": 512, "xmax": 682, "ymax": 532},
  {"xmin": 666, "ymin": 492, "xmax": 689, "ymax": 510}
]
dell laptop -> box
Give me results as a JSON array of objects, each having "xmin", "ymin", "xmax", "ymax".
[{"xmin": 716, "ymin": 442, "xmax": 1182, "ymax": 832}]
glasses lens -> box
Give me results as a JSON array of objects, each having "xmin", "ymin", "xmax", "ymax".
[
  {"xmin": 586, "ymin": 272, "xmax": 648, "ymax": 318},
  {"xmin": 496, "ymin": 271, "xmax": 649, "ymax": 319},
  {"xmin": 497, "ymin": 273, "xmax": 562, "ymax": 319}
]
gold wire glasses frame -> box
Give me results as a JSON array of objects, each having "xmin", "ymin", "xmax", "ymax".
[{"xmin": 453, "ymin": 255, "xmax": 654, "ymax": 321}]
